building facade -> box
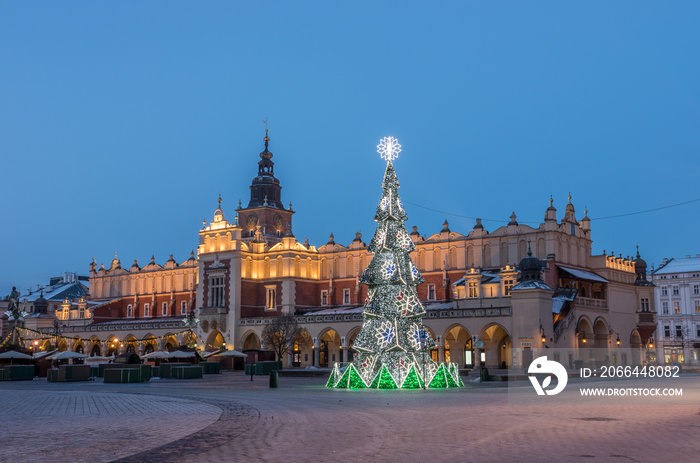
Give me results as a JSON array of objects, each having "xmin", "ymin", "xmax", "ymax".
[
  {"xmin": 17, "ymin": 131, "xmax": 657, "ymax": 370},
  {"xmin": 651, "ymin": 255, "xmax": 700, "ymax": 365}
]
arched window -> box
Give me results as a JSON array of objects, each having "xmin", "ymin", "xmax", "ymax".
[
  {"xmin": 500, "ymin": 242, "xmax": 509, "ymax": 266},
  {"xmin": 518, "ymin": 240, "xmax": 527, "ymax": 262},
  {"xmin": 320, "ymin": 259, "xmax": 327, "ymax": 279},
  {"xmin": 277, "ymin": 255, "xmax": 284, "ymax": 278},
  {"xmin": 433, "ymin": 248, "xmax": 442, "ymax": 271},
  {"xmin": 246, "ymin": 257, "xmax": 253, "ymax": 278}
]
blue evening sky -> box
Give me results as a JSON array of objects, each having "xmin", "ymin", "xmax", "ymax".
[{"xmin": 1, "ymin": 2, "xmax": 699, "ymax": 295}]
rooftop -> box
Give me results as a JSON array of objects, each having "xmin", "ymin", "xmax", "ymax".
[{"xmin": 652, "ymin": 256, "xmax": 700, "ymax": 275}]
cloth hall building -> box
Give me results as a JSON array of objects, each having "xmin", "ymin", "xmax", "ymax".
[{"xmin": 32, "ymin": 132, "xmax": 656, "ymax": 370}]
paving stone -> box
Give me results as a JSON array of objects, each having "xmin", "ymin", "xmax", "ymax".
[{"xmin": 0, "ymin": 373, "xmax": 698, "ymax": 462}]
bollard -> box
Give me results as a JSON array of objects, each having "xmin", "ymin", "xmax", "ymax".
[
  {"xmin": 250, "ymin": 364, "xmax": 254, "ymax": 381},
  {"xmin": 480, "ymin": 365, "xmax": 489, "ymax": 382},
  {"xmin": 269, "ymin": 370, "xmax": 278, "ymax": 388}
]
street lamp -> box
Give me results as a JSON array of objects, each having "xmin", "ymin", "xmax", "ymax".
[
  {"xmin": 418, "ymin": 329, "xmax": 428, "ymax": 390},
  {"xmin": 610, "ymin": 330, "xmax": 621, "ymax": 346}
]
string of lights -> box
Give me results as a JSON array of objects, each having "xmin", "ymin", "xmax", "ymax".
[
  {"xmin": 1, "ymin": 326, "xmax": 196, "ymax": 349},
  {"xmin": 403, "ymin": 197, "xmax": 700, "ymax": 225}
]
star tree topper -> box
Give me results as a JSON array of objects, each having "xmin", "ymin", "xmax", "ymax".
[{"xmin": 377, "ymin": 136, "xmax": 401, "ymax": 162}]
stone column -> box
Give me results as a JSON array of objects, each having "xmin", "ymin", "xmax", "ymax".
[
  {"xmin": 286, "ymin": 343, "xmax": 294, "ymax": 369},
  {"xmin": 473, "ymin": 337, "xmax": 481, "ymax": 369}
]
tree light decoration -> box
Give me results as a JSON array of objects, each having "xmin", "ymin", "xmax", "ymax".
[
  {"xmin": 377, "ymin": 136, "xmax": 401, "ymax": 162},
  {"xmin": 327, "ymin": 138, "xmax": 462, "ymax": 390}
]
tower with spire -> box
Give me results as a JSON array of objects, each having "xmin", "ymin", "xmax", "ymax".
[{"xmin": 237, "ymin": 123, "xmax": 295, "ymax": 243}]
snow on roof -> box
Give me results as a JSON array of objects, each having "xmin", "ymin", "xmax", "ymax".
[
  {"xmin": 511, "ymin": 281, "xmax": 553, "ymax": 291},
  {"xmin": 653, "ymin": 256, "xmax": 700, "ymax": 275},
  {"xmin": 451, "ymin": 272, "xmax": 502, "ymax": 287},
  {"xmin": 424, "ymin": 302, "xmax": 453, "ymax": 311},
  {"xmin": 20, "ymin": 281, "xmax": 89, "ymax": 303},
  {"xmin": 552, "ymin": 297, "xmax": 567, "ymax": 314},
  {"xmin": 305, "ymin": 306, "xmax": 364, "ymax": 316},
  {"xmin": 557, "ymin": 265, "xmax": 609, "ymax": 283}
]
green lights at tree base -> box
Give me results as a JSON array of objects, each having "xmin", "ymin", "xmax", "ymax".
[{"xmin": 327, "ymin": 359, "xmax": 462, "ymax": 390}]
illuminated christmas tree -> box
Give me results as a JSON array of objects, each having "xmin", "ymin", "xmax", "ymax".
[{"xmin": 327, "ymin": 137, "xmax": 462, "ymax": 389}]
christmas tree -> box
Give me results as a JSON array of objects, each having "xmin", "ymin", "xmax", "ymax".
[{"xmin": 327, "ymin": 137, "xmax": 462, "ymax": 389}]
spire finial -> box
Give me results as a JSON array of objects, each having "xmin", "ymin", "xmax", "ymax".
[
  {"xmin": 218, "ymin": 194, "xmax": 222, "ymax": 209},
  {"xmin": 636, "ymin": 244, "xmax": 640, "ymax": 259},
  {"xmin": 584, "ymin": 205, "xmax": 588, "ymax": 216},
  {"xmin": 568, "ymin": 192, "xmax": 572, "ymax": 203},
  {"xmin": 549, "ymin": 195, "xmax": 553, "ymax": 207},
  {"xmin": 527, "ymin": 239, "xmax": 532, "ymax": 257},
  {"xmin": 263, "ymin": 118, "xmax": 269, "ymax": 148}
]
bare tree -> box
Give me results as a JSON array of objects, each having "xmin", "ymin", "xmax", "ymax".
[{"xmin": 261, "ymin": 313, "xmax": 307, "ymax": 362}]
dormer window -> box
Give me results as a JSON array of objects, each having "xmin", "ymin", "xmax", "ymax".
[
  {"xmin": 468, "ymin": 281, "xmax": 478, "ymax": 298},
  {"xmin": 503, "ymin": 279, "xmax": 514, "ymax": 296}
]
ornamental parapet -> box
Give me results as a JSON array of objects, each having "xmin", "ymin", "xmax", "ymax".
[
  {"xmin": 199, "ymin": 306, "xmax": 229, "ymax": 315},
  {"xmin": 239, "ymin": 307, "xmax": 513, "ymax": 327},
  {"xmin": 426, "ymin": 307, "xmax": 511, "ymax": 319},
  {"xmin": 576, "ymin": 296, "xmax": 608, "ymax": 309},
  {"xmin": 41, "ymin": 320, "xmax": 187, "ymax": 334},
  {"xmin": 453, "ymin": 297, "xmax": 511, "ymax": 310},
  {"xmin": 636, "ymin": 311, "xmax": 656, "ymax": 326}
]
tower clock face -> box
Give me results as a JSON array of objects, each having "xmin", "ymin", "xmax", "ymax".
[
  {"xmin": 273, "ymin": 214, "xmax": 284, "ymax": 230},
  {"xmin": 246, "ymin": 213, "xmax": 258, "ymax": 229}
]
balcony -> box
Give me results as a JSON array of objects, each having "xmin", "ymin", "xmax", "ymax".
[{"xmin": 575, "ymin": 297, "xmax": 607, "ymax": 309}]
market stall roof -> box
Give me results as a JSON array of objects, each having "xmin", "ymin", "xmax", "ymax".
[
  {"xmin": 47, "ymin": 351, "xmax": 88, "ymax": 360},
  {"xmin": 217, "ymin": 350, "xmax": 248, "ymax": 358},
  {"xmin": 0, "ymin": 350, "xmax": 33, "ymax": 360}
]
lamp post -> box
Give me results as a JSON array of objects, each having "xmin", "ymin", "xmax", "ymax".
[
  {"xmin": 418, "ymin": 330, "xmax": 427, "ymax": 390},
  {"xmin": 52, "ymin": 319, "xmax": 66, "ymax": 350},
  {"xmin": 182, "ymin": 310, "xmax": 199, "ymax": 349}
]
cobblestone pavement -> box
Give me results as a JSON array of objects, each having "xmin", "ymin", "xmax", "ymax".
[
  {"xmin": 0, "ymin": 373, "xmax": 698, "ymax": 463},
  {"xmin": 0, "ymin": 390, "xmax": 222, "ymax": 462}
]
